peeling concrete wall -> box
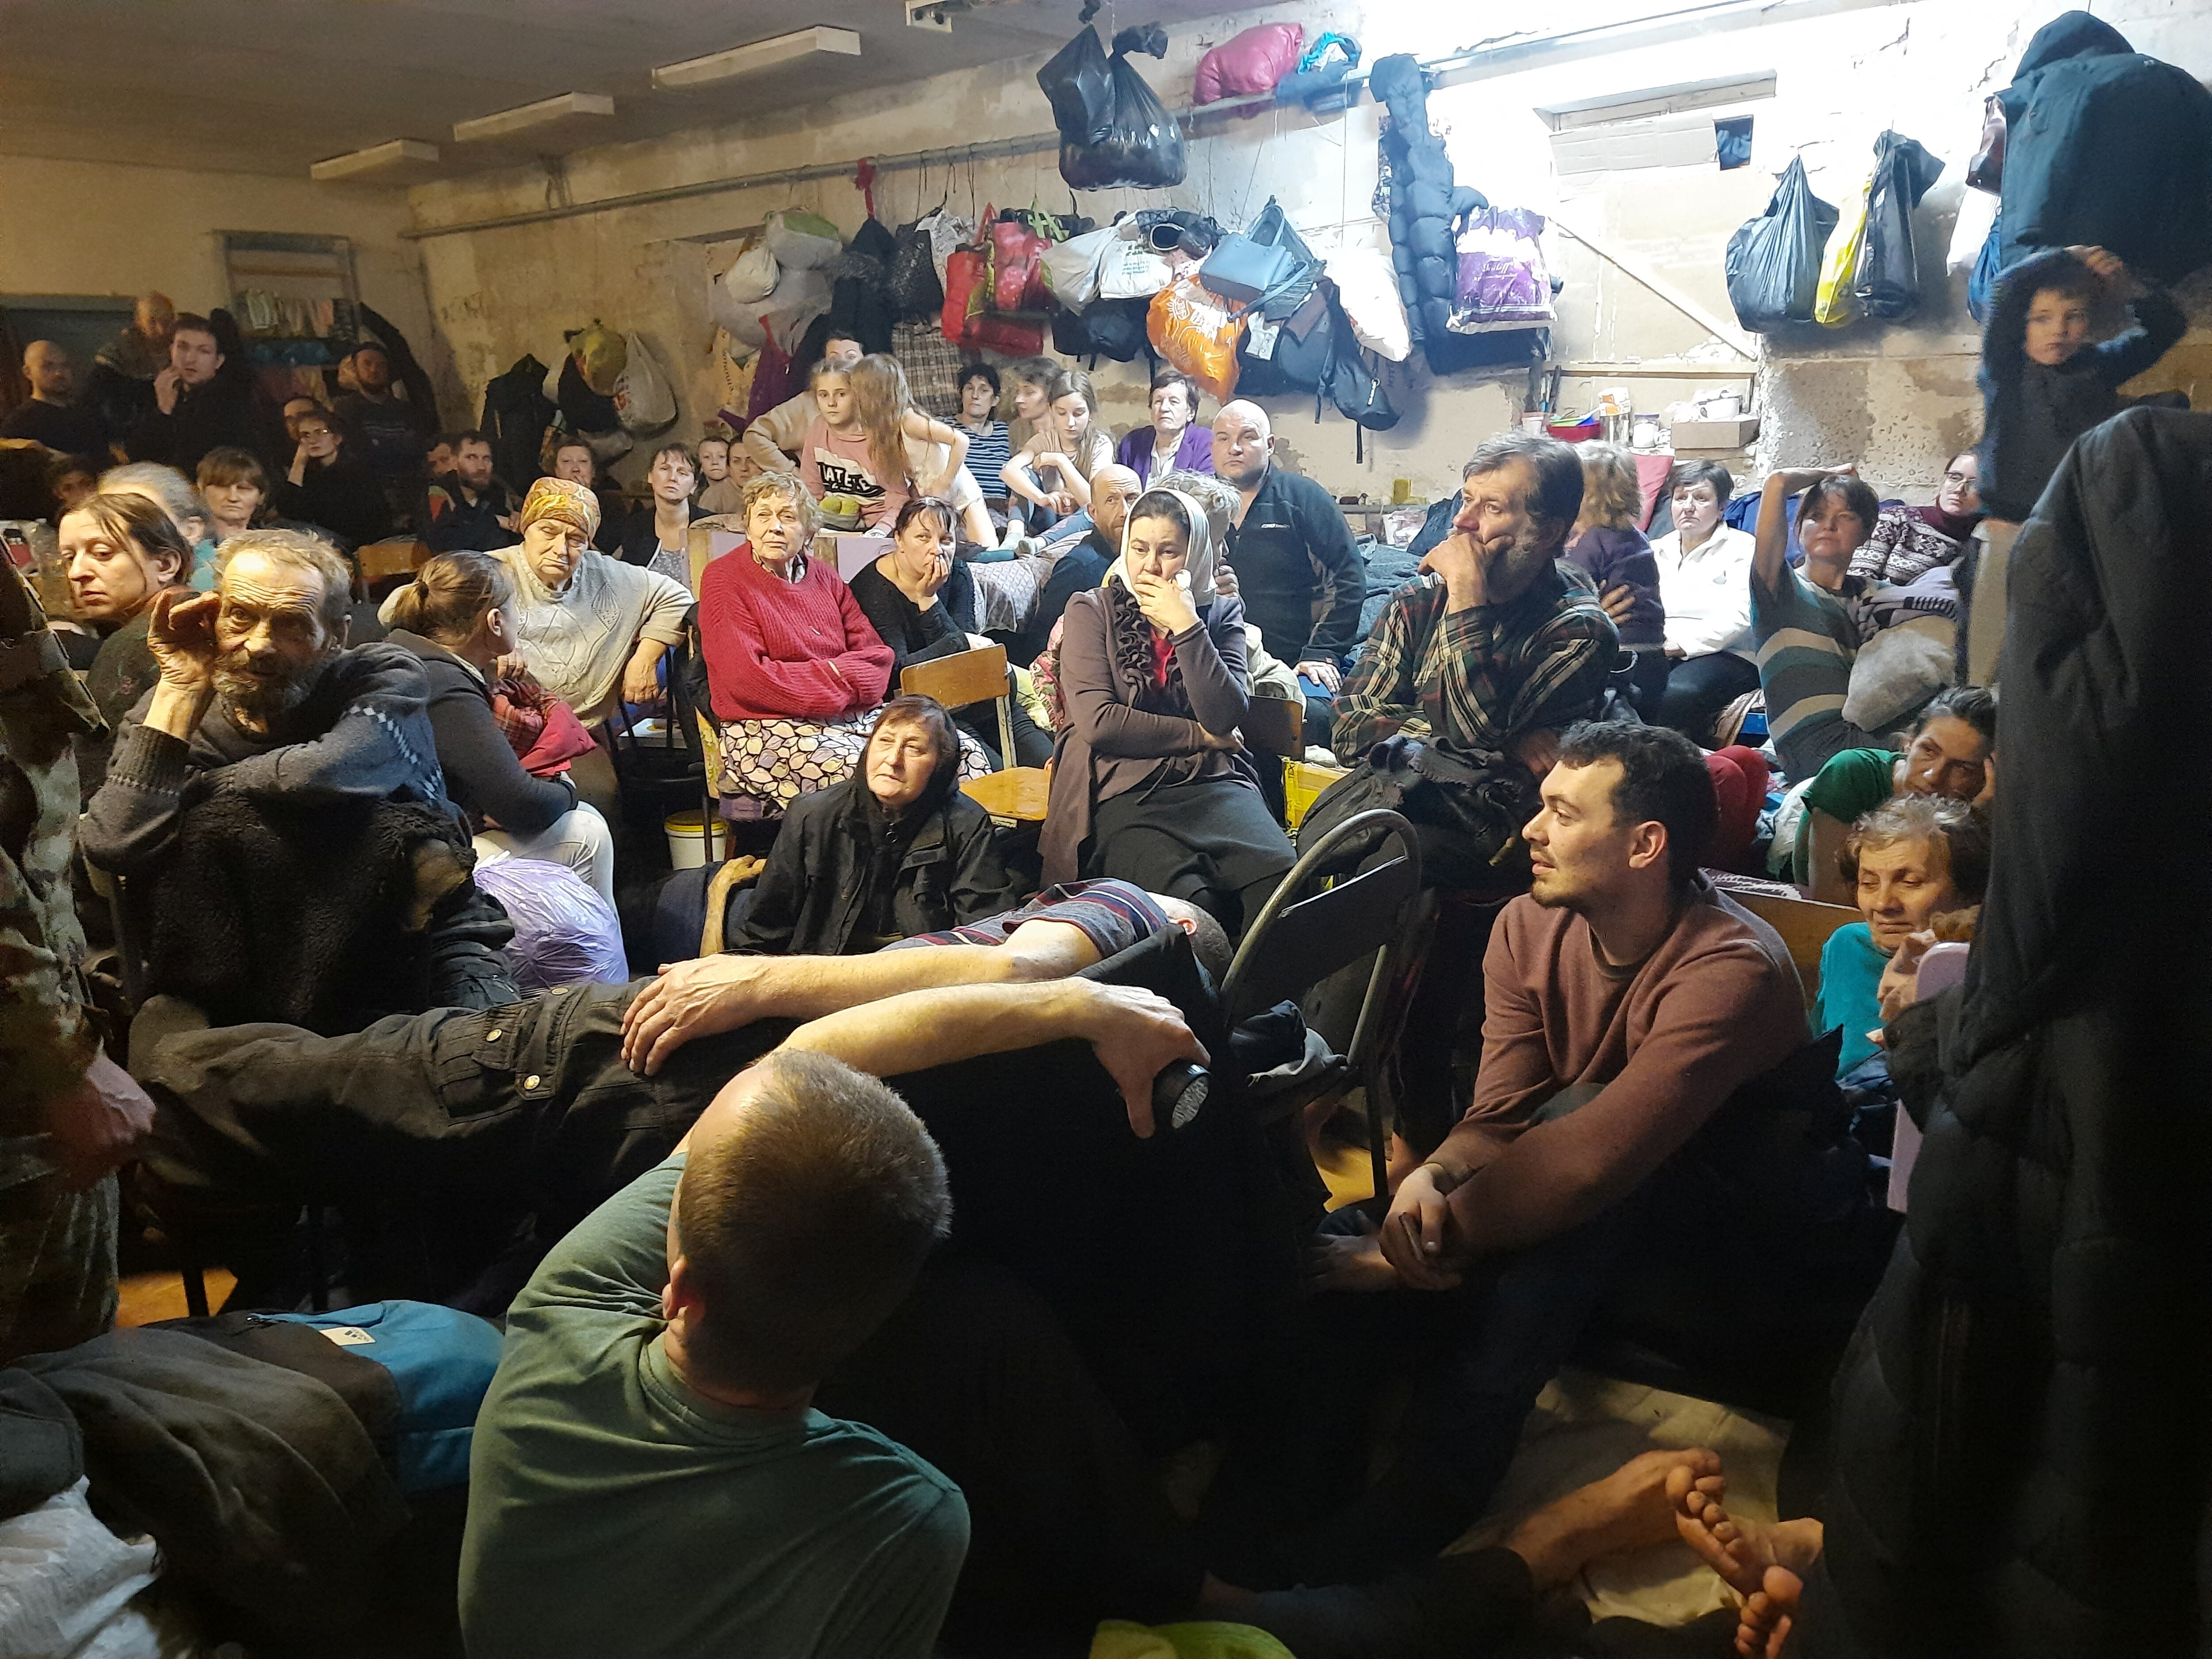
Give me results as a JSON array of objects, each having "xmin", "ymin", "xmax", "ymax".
[
  {"xmin": 0, "ymin": 153, "xmax": 443, "ymax": 407},
  {"xmin": 406, "ymin": 0, "xmax": 2212, "ymax": 504}
]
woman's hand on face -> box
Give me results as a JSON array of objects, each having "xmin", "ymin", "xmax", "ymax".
[
  {"xmin": 920, "ymin": 551, "xmax": 952, "ymax": 597},
  {"xmin": 1130, "ymin": 569, "xmax": 1198, "ymax": 636}
]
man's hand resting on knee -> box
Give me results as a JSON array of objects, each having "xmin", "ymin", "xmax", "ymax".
[{"xmin": 622, "ymin": 956, "xmax": 775, "ymax": 1076}]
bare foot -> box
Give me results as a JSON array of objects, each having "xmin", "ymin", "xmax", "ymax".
[
  {"xmin": 1305, "ymin": 1214, "xmax": 1401, "ymax": 1293},
  {"xmin": 1667, "ymin": 1464, "xmax": 1823, "ymax": 1599},
  {"xmin": 1505, "ymin": 1447, "xmax": 1724, "ymax": 1590},
  {"xmin": 1737, "ymin": 1565, "xmax": 1803, "ymax": 1658}
]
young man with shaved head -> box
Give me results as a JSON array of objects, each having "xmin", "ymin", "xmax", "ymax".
[
  {"xmin": 1212, "ymin": 400, "xmax": 1366, "ymax": 747},
  {"xmin": 3, "ymin": 341, "xmax": 107, "ymax": 459}
]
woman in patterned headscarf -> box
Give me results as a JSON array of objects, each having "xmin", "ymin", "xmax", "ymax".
[
  {"xmin": 1041, "ymin": 485, "xmax": 1293, "ymax": 937},
  {"xmin": 492, "ymin": 476, "xmax": 691, "ymax": 726}
]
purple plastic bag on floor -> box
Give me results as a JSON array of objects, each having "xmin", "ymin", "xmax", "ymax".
[{"xmin": 472, "ymin": 859, "xmax": 630, "ymax": 991}]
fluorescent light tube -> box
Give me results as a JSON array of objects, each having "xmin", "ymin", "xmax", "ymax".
[
  {"xmin": 653, "ymin": 26, "xmax": 861, "ymax": 90},
  {"xmin": 453, "ymin": 92, "xmax": 615, "ymax": 144},
  {"xmin": 310, "ymin": 139, "xmax": 440, "ymax": 181}
]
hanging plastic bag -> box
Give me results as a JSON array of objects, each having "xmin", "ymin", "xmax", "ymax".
[
  {"xmin": 1061, "ymin": 27, "xmax": 1187, "ymax": 192},
  {"xmin": 1947, "ymin": 186, "xmax": 1998, "ymax": 274},
  {"xmin": 1813, "ymin": 170, "xmax": 1871, "ymax": 327},
  {"xmin": 1194, "ymin": 23, "xmax": 1304, "ymax": 110},
  {"xmin": 612, "ymin": 332, "xmax": 676, "ymax": 433},
  {"xmin": 1448, "ymin": 208, "xmax": 1555, "ymax": 332},
  {"xmin": 1327, "ymin": 245, "xmax": 1412, "ymax": 362},
  {"xmin": 1098, "ymin": 230, "xmax": 1172, "ymax": 300},
  {"xmin": 569, "ymin": 323, "xmax": 627, "ymax": 396},
  {"xmin": 990, "ymin": 217, "xmax": 1052, "ymax": 313},
  {"xmin": 1853, "ymin": 131, "xmax": 1945, "ymax": 321},
  {"xmin": 763, "ymin": 210, "xmax": 843, "ymax": 271},
  {"xmin": 886, "ymin": 223, "xmax": 944, "ymax": 319},
  {"xmin": 1724, "ymin": 156, "xmax": 1838, "ymax": 332},
  {"xmin": 722, "ymin": 242, "xmax": 780, "ymax": 306},
  {"xmin": 1147, "ymin": 274, "xmax": 1243, "ymax": 402},
  {"xmin": 1043, "ymin": 226, "xmax": 1118, "ymax": 309},
  {"xmin": 1037, "ymin": 25, "xmax": 1117, "ymax": 148}
]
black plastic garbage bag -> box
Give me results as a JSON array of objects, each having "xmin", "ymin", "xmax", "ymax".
[
  {"xmin": 1037, "ymin": 25, "xmax": 1115, "ymax": 146},
  {"xmin": 1725, "ymin": 155, "xmax": 1838, "ymax": 331},
  {"xmin": 1059, "ymin": 27, "xmax": 1186, "ymax": 192},
  {"xmin": 1854, "ymin": 131, "xmax": 1945, "ymax": 320}
]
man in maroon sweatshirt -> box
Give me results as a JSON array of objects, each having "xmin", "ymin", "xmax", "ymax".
[{"xmin": 1282, "ymin": 721, "xmax": 1864, "ymax": 1583}]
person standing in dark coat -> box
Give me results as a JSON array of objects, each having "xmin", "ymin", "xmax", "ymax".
[{"xmin": 732, "ymin": 695, "xmax": 1020, "ymax": 957}]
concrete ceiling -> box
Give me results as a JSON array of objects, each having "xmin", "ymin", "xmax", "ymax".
[{"xmin": 0, "ymin": 0, "xmax": 1223, "ymax": 183}]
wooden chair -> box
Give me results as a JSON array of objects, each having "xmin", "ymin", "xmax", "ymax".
[
  {"xmin": 1241, "ymin": 692, "xmax": 1304, "ymax": 760},
  {"xmin": 1734, "ymin": 890, "xmax": 1862, "ymax": 1012},
  {"xmin": 900, "ymin": 645, "xmax": 1050, "ymax": 825}
]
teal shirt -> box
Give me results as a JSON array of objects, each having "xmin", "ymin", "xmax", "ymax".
[
  {"xmin": 1813, "ymin": 921, "xmax": 1890, "ymax": 1077},
  {"xmin": 460, "ymin": 1158, "xmax": 969, "ymax": 1659},
  {"xmin": 1790, "ymin": 747, "xmax": 1897, "ymax": 885}
]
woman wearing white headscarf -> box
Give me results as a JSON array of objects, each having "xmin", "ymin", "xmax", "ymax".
[{"xmin": 1041, "ymin": 485, "xmax": 1294, "ymax": 936}]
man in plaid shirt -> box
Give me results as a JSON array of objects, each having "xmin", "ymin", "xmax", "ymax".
[
  {"xmin": 1330, "ymin": 434, "xmax": 1620, "ymax": 1154},
  {"xmin": 1334, "ymin": 434, "xmax": 1617, "ymax": 775}
]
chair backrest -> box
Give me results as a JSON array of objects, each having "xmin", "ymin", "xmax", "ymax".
[
  {"xmin": 1242, "ymin": 692, "xmax": 1303, "ymax": 759},
  {"xmin": 1734, "ymin": 890, "xmax": 1862, "ymax": 1011},
  {"xmin": 1223, "ymin": 807, "xmax": 1425, "ymax": 1026},
  {"xmin": 900, "ymin": 643, "xmax": 1010, "ymax": 710}
]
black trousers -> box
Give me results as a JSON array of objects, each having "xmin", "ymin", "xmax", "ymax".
[
  {"xmin": 823, "ymin": 1254, "xmax": 1544, "ymax": 1658},
  {"xmin": 1653, "ymin": 652, "xmax": 1759, "ymax": 747},
  {"xmin": 134, "ymin": 983, "xmax": 791, "ymax": 1303},
  {"xmin": 1091, "ymin": 777, "xmax": 1297, "ymax": 938}
]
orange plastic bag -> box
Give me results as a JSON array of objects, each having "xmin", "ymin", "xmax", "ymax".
[{"xmin": 1147, "ymin": 275, "xmax": 1244, "ymax": 403}]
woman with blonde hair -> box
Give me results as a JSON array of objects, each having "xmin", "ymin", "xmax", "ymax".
[
  {"xmin": 384, "ymin": 549, "xmax": 616, "ymax": 902},
  {"xmin": 1001, "ymin": 369, "xmax": 1111, "ymax": 533},
  {"xmin": 1563, "ymin": 441, "xmax": 1666, "ymax": 713},
  {"xmin": 799, "ymin": 353, "xmax": 976, "ymax": 537}
]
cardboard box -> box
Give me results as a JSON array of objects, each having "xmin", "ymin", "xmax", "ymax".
[{"xmin": 1668, "ymin": 415, "xmax": 1760, "ymax": 450}]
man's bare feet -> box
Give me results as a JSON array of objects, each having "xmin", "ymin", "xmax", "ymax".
[
  {"xmin": 1736, "ymin": 1565, "xmax": 1804, "ymax": 1658},
  {"xmin": 1504, "ymin": 1447, "xmax": 1724, "ymax": 1590},
  {"xmin": 1667, "ymin": 1463, "xmax": 1821, "ymax": 1631},
  {"xmin": 1305, "ymin": 1213, "xmax": 1402, "ymax": 1293}
]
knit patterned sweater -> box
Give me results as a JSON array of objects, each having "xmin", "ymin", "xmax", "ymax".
[{"xmin": 699, "ymin": 547, "xmax": 894, "ymax": 723}]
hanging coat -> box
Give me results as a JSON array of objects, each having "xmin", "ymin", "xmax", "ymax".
[{"xmin": 1996, "ymin": 11, "xmax": 2212, "ymax": 282}]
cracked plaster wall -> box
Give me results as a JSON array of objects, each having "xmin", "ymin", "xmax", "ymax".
[{"xmin": 408, "ymin": 0, "xmax": 2212, "ymax": 506}]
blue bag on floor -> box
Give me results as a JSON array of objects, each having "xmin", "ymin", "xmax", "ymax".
[{"xmin": 266, "ymin": 1301, "xmax": 503, "ymax": 1493}]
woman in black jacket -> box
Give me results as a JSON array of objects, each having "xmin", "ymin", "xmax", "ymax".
[
  {"xmin": 846, "ymin": 495, "xmax": 1052, "ymax": 767},
  {"xmin": 384, "ymin": 551, "xmax": 615, "ymax": 902},
  {"xmin": 274, "ymin": 410, "xmax": 394, "ymax": 550},
  {"xmin": 732, "ymin": 693, "xmax": 1021, "ymax": 956}
]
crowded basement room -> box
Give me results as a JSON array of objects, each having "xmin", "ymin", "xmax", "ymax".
[{"xmin": 5, "ymin": 0, "xmax": 2211, "ymax": 1654}]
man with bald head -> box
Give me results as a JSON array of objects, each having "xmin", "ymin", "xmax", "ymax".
[
  {"xmin": 2, "ymin": 342, "xmax": 106, "ymax": 459},
  {"xmin": 1213, "ymin": 401, "xmax": 1365, "ymax": 749},
  {"xmin": 96, "ymin": 292, "xmax": 177, "ymax": 383},
  {"xmin": 1015, "ymin": 461, "xmax": 1141, "ymax": 662}
]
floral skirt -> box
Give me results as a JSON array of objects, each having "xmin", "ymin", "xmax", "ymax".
[{"xmin": 717, "ymin": 714, "xmax": 992, "ymax": 812}]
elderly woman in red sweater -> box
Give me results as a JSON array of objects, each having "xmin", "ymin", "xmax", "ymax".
[{"xmin": 701, "ymin": 470, "xmax": 986, "ymax": 810}]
